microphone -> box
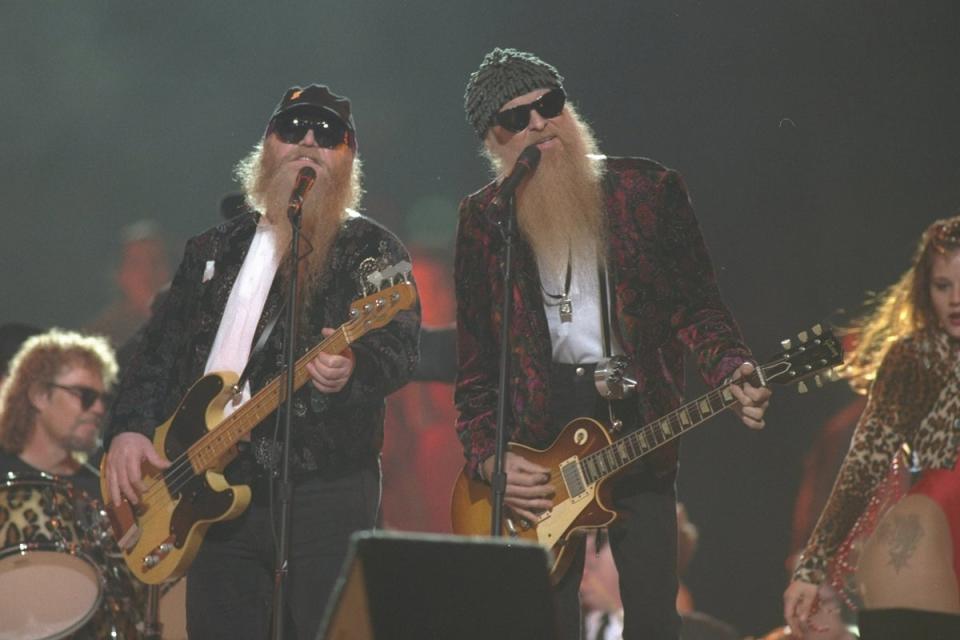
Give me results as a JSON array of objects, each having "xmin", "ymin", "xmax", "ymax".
[
  {"xmin": 287, "ymin": 166, "xmax": 317, "ymax": 222},
  {"xmin": 491, "ymin": 144, "xmax": 542, "ymax": 209}
]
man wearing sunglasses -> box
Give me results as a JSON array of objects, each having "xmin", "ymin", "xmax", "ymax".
[
  {"xmin": 455, "ymin": 48, "xmax": 771, "ymax": 639},
  {"xmin": 103, "ymin": 84, "xmax": 419, "ymax": 639},
  {"xmin": 0, "ymin": 328, "xmax": 117, "ymax": 500}
]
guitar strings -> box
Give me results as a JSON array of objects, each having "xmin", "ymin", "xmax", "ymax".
[
  {"xmin": 112, "ymin": 281, "xmax": 415, "ymax": 551},
  {"xmin": 578, "ymin": 385, "xmax": 737, "ymax": 481},
  {"xmin": 133, "ymin": 300, "xmax": 376, "ymax": 513},
  {"xmin": 123, "ymin": 326, "xmax": 354, "ymax": 530},
  {"xmin": 138, "ymin": 325, "xmax": 348, "ymax": 503},
  {"xmin": 128, "ymin": 327, "xmax": 354, "ymax": 534}
]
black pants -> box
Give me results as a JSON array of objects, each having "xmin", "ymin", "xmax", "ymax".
[
  {"xmin": 858, "ymin": 608, "xmax": 960, "ymax": 640},
  {"xmin": 549, "ymin": 362, "xmax": 680, "ymax": 640},
  {"xmin": 185, "ymin": 461, "xmax": 381, "ymax": 639}
]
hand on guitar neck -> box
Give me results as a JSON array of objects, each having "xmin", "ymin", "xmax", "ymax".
[
  {"xmin": 726, "ymin": 361, "xmax": 772, "ymax": 430},
  {"xmin": 480, "ymin": 451, "xmax": 555, "ymax": 524},
  {"xmin": 304, "ymin": 327, "xmax": 355, "ymax": 393}
]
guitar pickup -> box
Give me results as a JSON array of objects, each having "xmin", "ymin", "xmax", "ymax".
[{"xmin": 559, "ymin": 457, "xmax": 587, "ymax": 501}]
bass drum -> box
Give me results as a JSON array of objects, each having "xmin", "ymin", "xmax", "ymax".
[
  {"xmin": 66, "ymin": 493, "xmax": 145, "ymax": 639},
  {"xmin": 0, "ymin": 473, "xmax": 103, "ymax": 640}
]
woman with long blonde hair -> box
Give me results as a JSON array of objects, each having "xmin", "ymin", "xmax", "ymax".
[{"xmin": 784, "ymin": 215, "xmax": 960, "ymax": 638}]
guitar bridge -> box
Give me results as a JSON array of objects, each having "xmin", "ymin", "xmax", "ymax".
[{"xmin": 142, "ymin": 535, "xmax": 176, "ymax": 571}]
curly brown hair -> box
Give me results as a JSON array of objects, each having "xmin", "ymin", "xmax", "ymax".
[
  {"xmin": 841, "ymin": 214, "xmax": 960, "ymax": 393},
  {"xmin": 0, "ymin": 329, "xmax": 118, "ymax": 453}
]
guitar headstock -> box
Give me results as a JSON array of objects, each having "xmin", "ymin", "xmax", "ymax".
[
  {"xmin": 348, "ymin": 262, "xmax": 417, "ymax": 333},
  {"xmin": 759, "ymin": 324, "xmax": 844, "ymax": 392}
]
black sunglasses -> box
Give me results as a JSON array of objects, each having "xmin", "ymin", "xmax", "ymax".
[
  {"xmin": 48, "ymin": 383, "xmax": 111, "ymax": 410},
  {"xmin": 493, "ymin": 88, "xmax": 567, "ymax": 133},
  {"xmin": 271, "ymin": 108, "xmax": 351, "ymax": 149}
]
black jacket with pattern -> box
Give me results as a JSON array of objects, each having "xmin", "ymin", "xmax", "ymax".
[{"xmin": 106, "ymin": 210, "xmax": 420, "ymax": 478}]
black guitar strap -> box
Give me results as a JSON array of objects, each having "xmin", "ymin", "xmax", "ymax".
[
  {"xmin": 597, "ymin": 259, "xmax": 613, "ymax": 360},
  {"xmin": 597, "ymin": 260, "xmax": 627, "ymax": 435},
  {"xmin": 234, "ymin": 298, "xmax": 286, "ymax": 393}
]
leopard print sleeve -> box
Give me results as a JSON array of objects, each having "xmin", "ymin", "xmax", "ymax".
[{"xmin": 793, "ymin": 335, "xmax": 941, "ymax": 584}]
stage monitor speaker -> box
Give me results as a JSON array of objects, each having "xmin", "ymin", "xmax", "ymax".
[{"xmin": 316, "ymin": 531, "xmax": 558, "ymax": 640}]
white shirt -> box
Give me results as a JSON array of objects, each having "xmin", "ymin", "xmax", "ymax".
[
  {"xmin": 539, "ymin": 245, "xmax": 622, "ymax": 363},
  {"xmin": 204, "ymin": 222, "xmax": 282, "ymax": 416},
  {"xmin": 583, "ymin": 609, "xmax": 624, "ymax": 640}
]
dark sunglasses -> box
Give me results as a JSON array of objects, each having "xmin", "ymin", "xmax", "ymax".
[
  {"xmin": 270, "ymin": 109, "xmax": 351, "ymax": 149},
  {"xmin": 48, "ymin": 383, "xmax": 111, "ymax": 410},
  {"xmin": 493, "ymin": 88, "xmax": 566, "ymax": 133}
]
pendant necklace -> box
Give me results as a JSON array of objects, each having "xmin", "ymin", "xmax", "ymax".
[{"xmin": 542, "ymin": 250, "xmax": 573, "ymax": 323}]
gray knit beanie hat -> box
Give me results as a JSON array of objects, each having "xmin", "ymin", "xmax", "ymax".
[{"xmin": 464, "ymin": 47, "xmax": 564, "ymax": 138}]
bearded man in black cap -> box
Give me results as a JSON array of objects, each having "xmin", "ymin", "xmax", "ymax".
[
  {"xmin": 454, "ymin": 48, "xmax": 771, "ymax": 639},
  {"xmin": 103, "ymin": 84, "xmax": 420, "ymax": 639}
]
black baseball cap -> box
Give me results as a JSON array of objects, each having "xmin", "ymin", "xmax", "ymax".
[{"xmin": 267, "ymin": 84, "xmax": 357, "ymax": 149}]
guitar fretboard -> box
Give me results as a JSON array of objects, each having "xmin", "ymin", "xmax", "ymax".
[
  {"xmin": 186, "ymin": 323, "xmax": 359, "ymax": 473},
  {"xmin": 579, "ymin": 383, "xmax": 741, "ymax": 485}
]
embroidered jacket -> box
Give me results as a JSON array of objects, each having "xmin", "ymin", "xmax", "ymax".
[
  {"xmin": 454, "ymin": 156, "xmax": 752, "ymax": 480},
  {"xmin": 794, "ymin": 329, "xmax": 960, "ymax": 584},
  {"xmin": 107, "ymin": 211, "xmax": 420, "ymax": 478}
]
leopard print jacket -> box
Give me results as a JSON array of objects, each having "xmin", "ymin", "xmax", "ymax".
[{"xmin": 794, "ymin": 329, "xmax": 960, "ymax": 584}]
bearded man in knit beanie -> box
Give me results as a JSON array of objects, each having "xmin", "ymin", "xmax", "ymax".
[
  {"xmin": 103, "ymin": 84, "xmax": 419, "ymax": 639},
  {"xmin": 452, "ymin": 48, "xmax": 771, "ymax": 640}
]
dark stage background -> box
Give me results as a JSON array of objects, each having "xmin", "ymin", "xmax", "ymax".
[{"xmin": 3, "ymin": 2, "xmax": 959, "ymax": 635}]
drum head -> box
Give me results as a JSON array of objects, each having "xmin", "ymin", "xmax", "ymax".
[{"xmin": 0, "ymin": 547, "xmax": 102, "ymax": 640}]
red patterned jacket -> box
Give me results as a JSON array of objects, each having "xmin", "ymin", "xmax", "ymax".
[{"xmin": 454, "ymin": 156, "xmax": 752, "ymax": 479}]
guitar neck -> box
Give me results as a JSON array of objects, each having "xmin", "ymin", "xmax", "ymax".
[
  {"xmin": 579, "ymin": 382, "xmax": 742, "ymax": 484},
  {"xmin": 573, "ymin": 326, "xmax": 842, "ymax": 486},
  {"xmin": 186, "ymin": 327, "xmax": 354, "ymax": 472}
]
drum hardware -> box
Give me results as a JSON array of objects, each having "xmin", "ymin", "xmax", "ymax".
[{"xmin": 143, "ymin": 583, "xmax": 163, "ymax": 640}]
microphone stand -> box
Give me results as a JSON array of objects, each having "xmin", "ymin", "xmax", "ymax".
[
  {"xmin": 271, "ymin": 199, "xmax": 303, "ymax": 640},
  {"xmin": 490, "ymin": 192, "xmax": 518, "ymax": 537}
]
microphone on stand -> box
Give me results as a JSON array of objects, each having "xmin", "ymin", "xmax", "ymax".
[
  {"xmin": 287, "ymin": 166, "xmax": 317, "ymax": 222},
  {"xmin": 491, "ymin": 144, "xmax": 542, "ymax": 209}
]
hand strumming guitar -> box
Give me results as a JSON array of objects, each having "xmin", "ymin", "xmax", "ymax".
[
  {"xmin": 105, "ymin": 431, "xmax": 171, "ymax": 506},
  {"xmin": 480, "ymin": 451, "xmax": 555, "ymax": 524}
]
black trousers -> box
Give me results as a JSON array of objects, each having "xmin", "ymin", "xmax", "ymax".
[
  {"xmin": 549, "ymin": 362, "xmax": 680, "ymax": 640},
  {"xmin": 858, "ymin": 608, "xmax": 960, "ymax": 640},
  {"xmin": 184, "ymin": 461, "xmax": 381, "ymax": 639}
]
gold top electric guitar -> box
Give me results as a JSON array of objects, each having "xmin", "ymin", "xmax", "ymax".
[
  {"xmin": 101, "ymin": 272, "xmax": 416, "ymax": 584},
  {"xmin": 450, "ymin": 324, "xmax": 843, "ymax": 584}
]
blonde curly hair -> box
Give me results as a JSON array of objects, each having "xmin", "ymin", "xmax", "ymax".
[
  {"xmin": 841, "ymin": 214, "xmax": 960, "ymax": 394},
  {"xmin": 0, "ymin": 329, "xmax": 117, "ymax": 453}
]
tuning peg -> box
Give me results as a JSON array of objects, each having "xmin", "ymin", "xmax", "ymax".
[
  {"xmin": 365, "ymin": 270, "xmax": 383, "ymax": 288},
  {"xmin": 797, "ymin": 381, "xmax": 808, "ymax": 394},
  {"xmin": 812, "ymin": 324, "xmax": 823, "ymax": 336},
  {"xmin": 814, "ymin": 375, "xmax": 823, "ymax": 388},
  {"xmin": 797, "ymin": 330, "xmax": 809, "ymax": 343},
  {"xmin": 379, "ymin": 265, "xmax": 398, "ymax": 282},
  {"xmin": 393, "ymin": 260, "xmax": 413, "ymax": 282},
  {"xmin": 780, "ymin": 338, "xmax": 792, "ymax": 350}
]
